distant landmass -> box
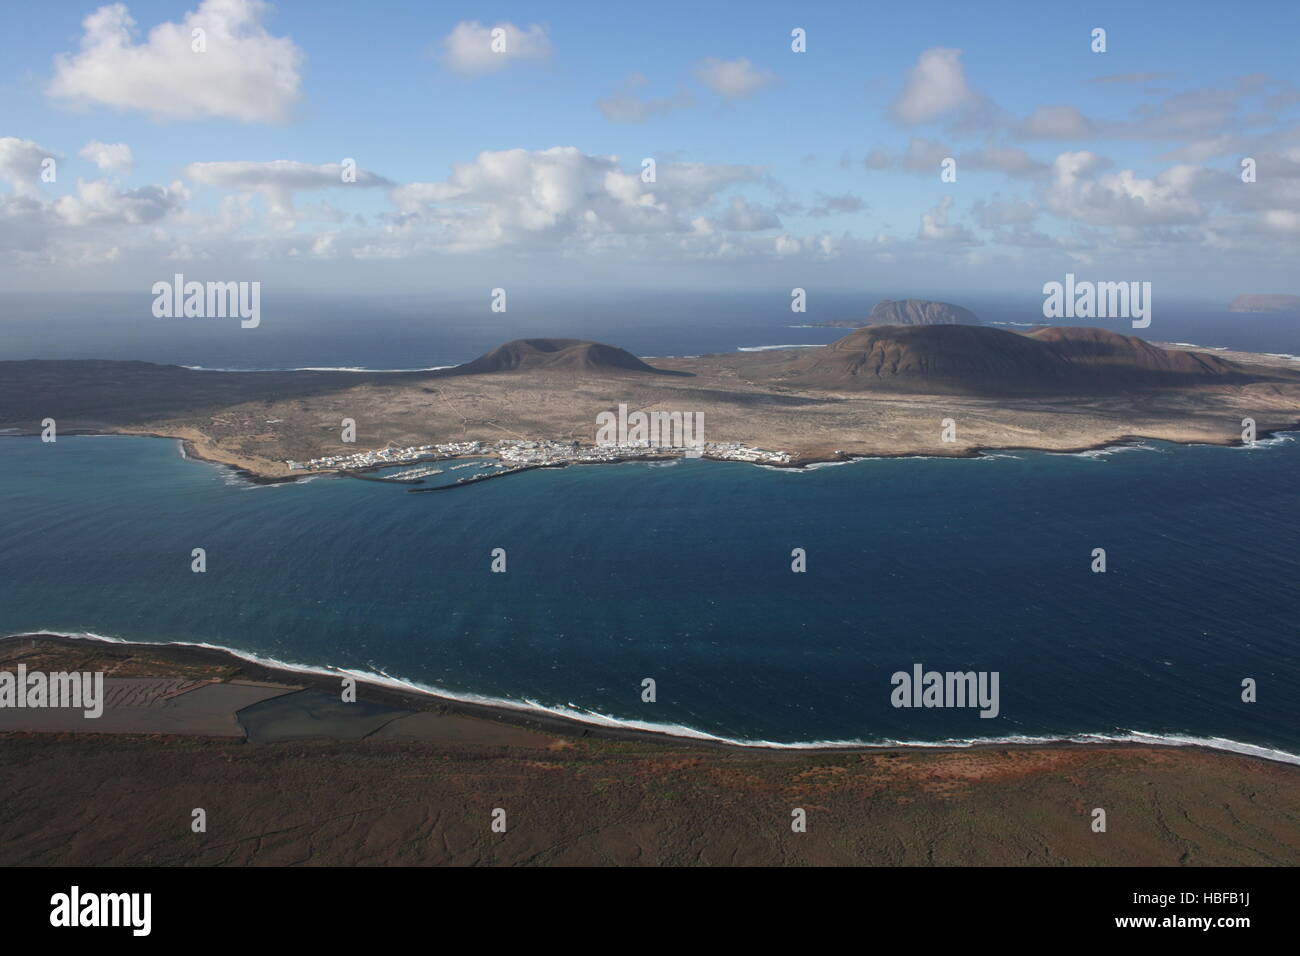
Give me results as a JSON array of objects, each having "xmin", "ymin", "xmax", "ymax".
[
  {"xmin": 868, "ymin": 299, "xmax": 980, "ymax": 326},
  {"xmin": 802, "ymin": 298, "xmax": 980, "ymax": 329},
  {"xmin": 3, "ymin": 323, "xmax": 1299, "ymax": 477},
  {"xmin": 1229, "ymin": 294, "xmax": 1300, "ymax": 313}
]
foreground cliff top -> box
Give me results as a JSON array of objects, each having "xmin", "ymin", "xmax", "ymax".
[{"xmin": 1, "ymin": 634, "xmax": 1296, "ymax": 867}]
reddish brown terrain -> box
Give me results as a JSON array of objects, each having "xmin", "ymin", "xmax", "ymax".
[{"xmin": 0, "ymin": 636, "xmax": 1296, "ymax": 867}]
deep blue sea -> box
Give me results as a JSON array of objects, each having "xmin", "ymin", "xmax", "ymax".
[{"xmin": 2, "ymin": 433, "xmax": 1297, "ymax": 760}]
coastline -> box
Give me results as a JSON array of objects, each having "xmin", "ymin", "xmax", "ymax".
[
  {"xmin": 3, "ymin": 423, "xmax": 1296, "ymax": 766},
  {"xmin": 179, "ymin": 438, "xmax": 302, "ymax": 484},
  {"xmin": 5, "ymin": 631, "xmax": 1297, "ymax": 767},
  {"xmin": 4, "ymin": 420, "xmax": 1298, "ymax": 485}
]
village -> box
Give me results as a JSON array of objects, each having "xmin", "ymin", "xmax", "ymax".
[{"xmin": 286, "ymin": 437, "xmax": 794, "ymax": 473}]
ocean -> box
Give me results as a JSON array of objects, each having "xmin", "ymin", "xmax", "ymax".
[
  {"xmin": 2, "ymin": 432, "xmax": 1297, "ymax": 760},
  {"xmin": 2, "ymin": 291, "xmax": 1298, "ymax": 369}
]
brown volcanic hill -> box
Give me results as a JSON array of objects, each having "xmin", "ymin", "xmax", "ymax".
[
  {"xmin": 444, "ymin": 338, "xmax": 670, "ymax": 376},
  {"xmin": 775, "ymin": 324, "xmax": 1061, "ymax": 392},
  {"xmin": 867, "ymin": 298, "xmax": 980, "ymax": 326},
  {"xmin": 1025, "ymin": 326, "xmax": 1242, "ymax": 379},
  {"xmin": 765, "ymin": 324, "xmax": 1274, "ymax": 395}
]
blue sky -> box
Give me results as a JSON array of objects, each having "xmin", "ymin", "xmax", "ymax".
[{"xmin": 2, "ymin": 0, "xmax": 1299, "ymax": 299}]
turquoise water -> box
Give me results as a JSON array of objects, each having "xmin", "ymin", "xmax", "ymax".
[{"xmin": 1, "ymin": 434, "xmax": 1296, "ymax": 757}]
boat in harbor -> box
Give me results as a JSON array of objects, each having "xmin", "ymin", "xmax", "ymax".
[{"xmin": 387, "ymin": 464, "xmax": 444, "ymax": 480}]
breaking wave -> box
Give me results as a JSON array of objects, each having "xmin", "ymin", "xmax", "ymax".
[{"xmin": 9, "ymin": 630, "xmax": 1298, "ymax": 766}]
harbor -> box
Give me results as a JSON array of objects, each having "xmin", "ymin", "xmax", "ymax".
[{"xmin": 288, "ymin": 438, "xmax": 795, "ymax": 484}]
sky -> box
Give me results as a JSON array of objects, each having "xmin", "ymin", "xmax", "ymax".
[{"xmin": 2, "ymin": 0, "xmax": 1299, "ymax": 302}]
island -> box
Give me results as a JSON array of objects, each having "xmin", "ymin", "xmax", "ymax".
[
  {"xmin": 1229, "ymin": 293, "xmax": 1300, "ymax": 313},
  {"xmin": 3, "ymin": 324, "xmax": 1299, "ymax": 482},
  {"xmin": 798, "ymin": 297, "xmax": 980, "ymax": 328}
]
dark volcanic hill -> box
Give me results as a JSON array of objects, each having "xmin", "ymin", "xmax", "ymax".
[
  {"xmin": 445, "ymin": 338, "xmax": 669, "ymax": 376},
  {"xmin": 867, "ymin": 299, "xmax": 980, "ymax": 326},
  {"xmin": 765, "ymin": 324, "xmax": 1277, "ymax": 394}
]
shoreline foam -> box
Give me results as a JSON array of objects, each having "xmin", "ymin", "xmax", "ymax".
[{"xmin": 5, "ymin": 631, "xmax": 1297, "ymax": 766}]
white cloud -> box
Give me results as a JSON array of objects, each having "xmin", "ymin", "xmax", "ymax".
[
  {"xmin": 654, "ymin": 161, "xmax": 771, "ymax": 208},
  {"xmin": 1159, "ymin": 135, "xmax": 1240, "ymax": 162},
  {"xmin": 1017, "ymin": 105, "xmax": 1095, "ymax": 139},
  {"xmin": 442, "ymin": 21, "xmax": 552, "ymax": 75},
  {"xmin": 718, "ymin": 196, "xmax": 780, "ymax": 231},
  {"xmin": 892, "ymin": 48, "xmax": 976, "ymax": 125},
  {"xmin": 970, "ymin": 197, "xmax": 1038, "ymax": 227},
  {"xmin": 868, "ymin": 139, "xmax": 1046, "ymax": 179},
  {"xmin": 389, "ymin": 146, "xmax": 767, "ymax": 251},
  {"xmin": 53, "ymin": 178, "xmax": 186, "ymax": 226},
  {"xmin": 918, "ymin": 195, "xmax": 975, "ymax": 242},
  {"xmin": 596, "ymin": 74, "xmax": 693, "ymax": 122},
  {"xmin": 167, "ymin": 242, "xmax": 211, "ymax": 261},
  {"xmin": 862, "ymin": 148, "xmax": 894, "ymax": 170},
  {"xmin": 902, "ymin": 136, "xmax": 953, "ymax": 172},
  {"xmin": 0, "ymin": 144, "xmax": 841, "ymax": 272},
  {"xmin": 1044, "ymin": 150, "xmax": 1204, "ymax": 227},
  {"xmin": 1262, "ymin": 209, "xmax": 1300, "ymax": 232},
  {"xmin": 960, "ymin": 145, "xmax": 1048, "ymax": 177},
  {"xmin": 1049, "ymin": 150, "xmax": 1110, "ymax": 184},
  {"xmin": 0, "ymin": 166, "xmax": 187, "ymax": 270},
  {"xmin": 0, "ymin": 137, "xmax": 60, "ymax": 198},
  {"xmin": 694, "ymin": 58, "xmax": 777, "ymax": 100},
  {"xmin": 183, "ymin": 159, "xmax": 390, "ymax": 215},
  {"xmin": 48, "ymin": 0, "xmax": 303, "ymax": 123},
  {"xmin": 79, "ymin": 140, "xmax": 133, "ymax": 174},
  {"xmin": 809, "ymin": 192, "xmax": 867, "ymax": 217}
]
